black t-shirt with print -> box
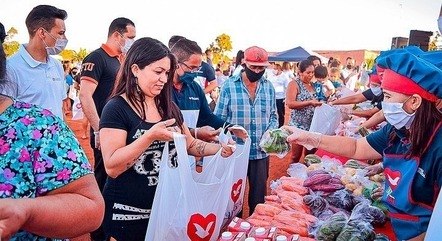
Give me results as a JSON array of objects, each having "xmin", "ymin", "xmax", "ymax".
[
  {"xmin": 99, "ymin": 96, "xmax": 177, "ymax": 241},
  {"xmin": 80, "ymin": 47, "xmax": 120, "ymax": 117}
]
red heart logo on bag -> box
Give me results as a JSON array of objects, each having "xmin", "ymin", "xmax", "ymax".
[
  {"xmin": 231, "ymin": 179, "xmax": 243, "ymax": 203},
  {"xmin": 187, "ymin": 213, "xmax": 216, "ymax": 241},
  {"xmin": 384, "ymin": 168, "xmax": 401, "ymax": 190}
]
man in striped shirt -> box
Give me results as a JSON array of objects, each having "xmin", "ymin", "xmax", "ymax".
[{"xmin": 214, "ymin": 46, "xmax": 278, "ymax": 215}]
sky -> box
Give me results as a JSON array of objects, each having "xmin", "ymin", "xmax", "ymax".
[{"xmin": 1, "ymin": 0, "xmax": 440, "ymax": 57}]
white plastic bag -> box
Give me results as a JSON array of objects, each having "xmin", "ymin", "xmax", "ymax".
[
  {"xmin": 180, "ymin": 110, "xmax": 200, "ymax": 169},
  {"xmin": 145, "ymin": 133, "xmax": 235, "ymax": 241},
  {"xmin": 309, "ymin": 104, "xmax": 341, "ymax": 135},
  {"xmin": 180, "ymin": 110, "xmax": 200, "ymax": 129},
  {"xmin": 71, "ymin": 95, "xmax": 84, "ymax": 120},
  {"xmin": 219, "ymin": 128, "xmax": 251, "ymax": 227},
  {"xmin": 193, "ymin": 127, "xmax": 251, "ymax": 228}
]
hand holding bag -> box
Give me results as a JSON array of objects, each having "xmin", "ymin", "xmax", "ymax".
[{"xmin": 145, "ymin": 133, "xmax": 236, "ymax": 241}]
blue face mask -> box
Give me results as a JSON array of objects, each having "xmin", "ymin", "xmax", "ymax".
[
  {"xmin": 179, "ymin": 71, "xmax": 198, "ymax": 85},
  {"xmin": 438, "ymin": 17, "xmax": 442, "ymax": 34}
]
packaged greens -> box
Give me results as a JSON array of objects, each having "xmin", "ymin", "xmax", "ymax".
[
  {"xmin": 316, "ymin": 212, "xmax": 348, "ymax": 241},
  {"xmin": 336, "ymin": 220, "xmax": 375, "ymax": 241},
  {"xmin": 259, "ymin": 128, "xmax": 291, "ymax": 158}
]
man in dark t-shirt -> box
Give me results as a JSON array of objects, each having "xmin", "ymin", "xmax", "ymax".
[
  {"xmin": 195, "ymin": 61, "xmax": 217, "ymax": 93},
  {"xmin": 79, "ymin": 17, "xmax": 136, "ymax": 241}
]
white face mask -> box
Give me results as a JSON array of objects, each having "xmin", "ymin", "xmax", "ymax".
[
  {"xmin": 370, "ymin": 84, "xmax": 382, "ymax": 96},
  {"xmin": 382, "ymin": 97, "xmax": 415, "ymax": 130},
  {"xmin": 122, "ymin": 38, "xmax": 134, "ymax": 54},
  {"xmin": 438, "ymin": 17, "xmax": 442, "ymax": 34},
  {"xmin": 118, "ymin": 33, "xmax": 134, "ymax": 54},
  {"xmin": 43, "ymin": 30, "xmax": 68, "ymax": 55}
]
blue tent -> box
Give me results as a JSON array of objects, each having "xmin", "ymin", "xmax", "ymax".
[{"xmin": 268, "ymin": 46, "xmax": 328, "ymax": 62}]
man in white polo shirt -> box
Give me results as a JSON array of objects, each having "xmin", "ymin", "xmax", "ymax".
[{"xmin": 3, "ymin": 5, "xmax": 68, "ymax": 118}]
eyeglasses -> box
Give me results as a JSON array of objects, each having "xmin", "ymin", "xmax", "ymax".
[{"xmin": 179, "ymin": 62, "xmax": 201, "ymax": 73}]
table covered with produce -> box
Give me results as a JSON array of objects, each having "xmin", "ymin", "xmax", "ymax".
[{"xmin": 236, "ymin": 156, "xmax": 394, "ymax": 241}]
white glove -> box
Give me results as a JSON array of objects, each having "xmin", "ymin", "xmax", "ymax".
[
  {"xmin": 364, "ymin": 163, "xmax": 383, "ymax": 176},
  {"xmin": 283, "ymin": 126, "xmax": 322, "ymax": 150}
]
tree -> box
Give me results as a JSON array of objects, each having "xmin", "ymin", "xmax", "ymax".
[
  {"xmin": 59, "ymin": 48, "xmax": 90, "ymax": 63},
  {"xmin": 206, "ymin": 33, "xmax": 233, "ymax": 69},
  {"xmin": 429, "ymin": 32, "xmax": 440, "ymax": 51},
  {"xmin": 3, "ymin": 27, "xmax": 20, "ymax": 57},
  {"xmin": 74, "ymin": 48, "xmax": 89, "ymax": 62}
]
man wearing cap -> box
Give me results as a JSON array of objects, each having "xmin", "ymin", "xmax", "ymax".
[
  {"xmin": 285, "ymin": 49, "xmax": 442, "ymax": 240},
  {"xmin": 215, "ymin": 46, "xmax": 278, "ymax": 215}
]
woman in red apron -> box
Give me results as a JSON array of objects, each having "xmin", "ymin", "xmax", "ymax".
[{"xmin": 285, "ymin": 49, "xmax": 442, "ymax": 240}]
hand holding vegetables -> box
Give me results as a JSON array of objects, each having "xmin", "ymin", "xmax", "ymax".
[
  {"xmin": 259, "ymin": 128, "xmax": 291, "ymax": 158},
  {"xmin": 282, "ymin": 126, "xmax": 322, "ymax": 150},
  {"xmin": 364, "ymin": 163, "xmax": 384, "ymax": 176}
]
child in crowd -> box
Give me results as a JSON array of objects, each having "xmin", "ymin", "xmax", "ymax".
[
  {"xmin": 313, "ymin": 65, "xmax": 335, "ymax": 101},
  {"xmin": 329, "ymin": 67, "xmax": 343, "ymax": 88}
]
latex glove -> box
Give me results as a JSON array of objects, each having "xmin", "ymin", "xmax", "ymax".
[
  {"xmin": 196, "ymin": 126, "xmax": 220, "ymax": 142},
  {"xmin": 282, "ymin": 126, "xmax": 322, "ymax": 150},
  {"xmin": 338, "ymin": 107, "xmax": 352, "ymax": 121},
  {"xmin": 364, "ymin": 162, "xmax": 383, "ymax": 176},
  {"xmin": 228, "ymin": 125, "xmax": 249, "ymax": 141},
  {"xmin": 371, "ymin": 186, "xmax": 384, "ymax": 201}
]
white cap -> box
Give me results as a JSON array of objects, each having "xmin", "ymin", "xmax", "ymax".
[
  {"xmin": 240, "ymin": 221, "xmax": 251, "ymax": 229},
  {"xmin": 245, "ymin": 238, "xmax": 256, "ymax": 241},
  {"xmin": 255, "ymin": 227, "xmax": 266, "ymax": 235},
  {"xmin": 276, "ymin": 235, "xmax": 288, "ymax": 241},
  {"xmin": 221, "ymin": 232, "xmax": 233, "ymax": 239}
]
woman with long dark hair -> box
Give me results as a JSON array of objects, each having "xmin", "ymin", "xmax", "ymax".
[
  {"xmin": 285, "ymin": 50, "xmax": 442, "ymax": 241},
  {"xmin": 99, "ymin": 37, "xmax": 234, "ymax": 241}
]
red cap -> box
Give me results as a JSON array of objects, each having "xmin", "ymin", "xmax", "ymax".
[
  {"xmin": 244, "ymin": 46, "xmax": 270, "ymax": 66},
  {"xmin": 381, "ymin": 69, "xmax": 438, "ymax": 102},
  {"xmin": 369, "ymin": 74, "xmax": 381, "ymax": 85}
]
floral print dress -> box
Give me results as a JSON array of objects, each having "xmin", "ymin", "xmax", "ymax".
[
  {"xmin": 288, "ymin": 78, "xmax": 317, "ymax": 130},
  {"xmin": 0, "ymin": 100, "xmax": 92, "ymax": 241}
]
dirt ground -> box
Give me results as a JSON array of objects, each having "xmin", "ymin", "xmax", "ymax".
[{"xmin": 67, "ymin": 108, "xmax": 293, "ymax": 241}]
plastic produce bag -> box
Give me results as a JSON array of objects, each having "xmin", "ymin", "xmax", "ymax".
[
  {"xmin": 287, "ymin": 163, "xmax": 308, "ymax": 180},
  {"xmin": 325, "ymin": 189, "xmax": 355, "ymax": 211},
  {"xmin": 336, "ymin": 220, "xmax": 375, "ymax": 241},
  {"xmin": 316, "ymin": 212, "xmax": 348, "ymax": 241},
  {"xmin": 259, "ymin": 128, "xmax": 291, "ymax": 158},
  {"xmin": 303, "ymin": 190, "xmax": 329, "ymax": 217},
  {"xmin": 71, "ymin": 95, "xmax": 84, "ymax": 120},
  {"xmin": 350, "ymin": 199, "xmax": 386, "ymax": 227},
  {"xmin": 145, "ymin": 133, "xmax": 235, "ymax": 241},
  {"xmin": 309, "ymin": 104, "xmax": 342, "ymax": 135}
]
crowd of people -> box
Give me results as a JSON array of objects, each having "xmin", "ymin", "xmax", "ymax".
[{"xmin": 1, "ymin": 3, "xmax": 442, "ymax": 241}]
